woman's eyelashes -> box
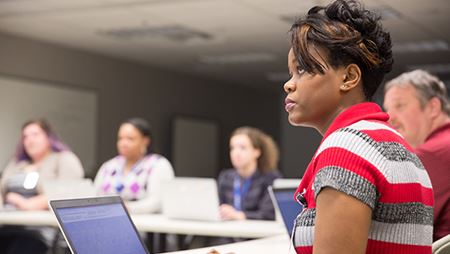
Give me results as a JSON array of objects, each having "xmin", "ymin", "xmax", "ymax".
[{"xmin": 288, "ymin": 67, "xmax": 305, "ymax": 78}]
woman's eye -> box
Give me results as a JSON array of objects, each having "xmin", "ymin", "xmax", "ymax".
[{"xmin": 297, "ymin": 69, "xmax": 305, "ymax": 75}]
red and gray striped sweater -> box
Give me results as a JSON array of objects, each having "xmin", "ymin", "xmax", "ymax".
[{"xmin": 293, "ymin": 102, "xmax": 433, "ymax": 254}]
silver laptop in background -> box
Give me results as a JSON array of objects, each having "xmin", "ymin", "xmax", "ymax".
[
  {"xmin": 49, "ymin": 196, "xmax": 149, "ymax": 254},
  {"xmin": 161, "ymin": 177, "xmax": 221, "ymax": 222},
  {"xmin": 42, "ymin": 178, "xmax": 97, "ymax": 200}
]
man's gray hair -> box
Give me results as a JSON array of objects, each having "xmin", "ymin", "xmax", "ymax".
[{"xmin": 385, "ymin": 69, "xmax": 450, "ymax": 115}]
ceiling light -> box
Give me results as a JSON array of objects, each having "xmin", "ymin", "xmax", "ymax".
[{"xmin": 97, "ymin": 25, "xmax": 212, "ymax": 42}]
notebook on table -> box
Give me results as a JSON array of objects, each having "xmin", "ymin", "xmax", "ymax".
[
  {"xmin": 49, "ymin": 196, "xmax": 149, "ymax": 254},
  {"xmin": 161, "ymin": 177, "xmax": 221, "ymax": 222}
]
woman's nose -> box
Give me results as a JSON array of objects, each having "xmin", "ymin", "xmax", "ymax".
[{"xmin": 284, "ymin": 78, "xmax": 295, "ymax": 93}]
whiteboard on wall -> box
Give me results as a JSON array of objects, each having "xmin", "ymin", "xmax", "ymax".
[
  {"xmin": 0, "ymin": 75, "xmax": 97, "ymax": 174},
  {"xmin": 172, "ymin": 117, "xmax": 219, "ymax": 177}
]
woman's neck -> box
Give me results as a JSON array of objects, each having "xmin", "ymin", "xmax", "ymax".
[
  {"xmin": 31, "ymin": 150, "xmax": 51, "ymax": 166},
  {"xmin": 317, "ymin": 107, "xmax": 345, "ymax": 135},
  {"xmin": 124, "ymin": 155, "xmax": 144, "ymax": 173},
  {"xmin": 317, "ymin": 97, "xmax": 366, "ymax": 135},
  {"xmin": 237, "ymin": 163, "xmax": 258, "ymax": 179}
]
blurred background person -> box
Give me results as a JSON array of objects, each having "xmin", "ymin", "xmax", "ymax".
[
  {"xmin": 218, "ymin": 126, "xmax": 281, "ymax": 221},
  {"xmin": 94, "ymin": 117, "xmax": 174, "ymax": 214},
  {"xmin": 384, "ymin": 69, "xmax": 450, "ymax": 241},
  {"xmin": 0, "ymin": 118, "xmax": 84, "ymax": 254}
]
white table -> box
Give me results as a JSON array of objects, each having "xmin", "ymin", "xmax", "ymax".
[
  {"xmin": 162, "ymin": 234, "xmax": 296, "ymax": 254},
  {"xmin": 0, "ymin": 211, "xmax": 286, "ymax": 238}
]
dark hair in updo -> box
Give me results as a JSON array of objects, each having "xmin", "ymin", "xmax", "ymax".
[{"xmin": 289, "ymin": 0, "xmax": 393, "ymax": 100}]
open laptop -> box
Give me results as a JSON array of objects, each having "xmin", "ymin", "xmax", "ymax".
[
  {"xmin": 268, "ymin": 185, "xmax": 303, "ymax": 236},
  {"xmin": 161, "ymin": 177, "xmax": 221, "ymax": 221},
  {"xmin": 42, "ymin": 178, "xmax": 97, "ymax": 200},
  {"xmin": 49, "ymin": 196, "xmax": 149, "ymax": 254}
]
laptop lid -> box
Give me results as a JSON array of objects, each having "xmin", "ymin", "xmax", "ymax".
[
  {"xmin": 49, "ymin": 196, "xmax": 149, "ymax": 254},
  {"xmin": 268, "ymin": 186, "xmax": 303, "ymax": 236},
  {"xmin": 162, "ymin": 177, "xmax": 221, "ymax": 221}
]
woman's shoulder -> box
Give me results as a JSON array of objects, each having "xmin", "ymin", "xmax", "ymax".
[
  {"xmin": 264, "ymin": 169, "xmax": 283, "ymax": 179},
  {"xmin": 99, "ymin": 155, "xmax": 123, "ymax": 170},
  {"xmin": 55, "ymin": 150, "xmax": 81, "ymax": 161},
  {"xmin": 258, "ymin": 170, "xmax": 282, "ymax": 184},
  {"xmin": 218, "ymin": 168, "xmax": 236, "ymax": 180},
  {"xmin": 1, "ymin": 159, "xmax": 28, "ymax": 176},
  {"xmin": 143, "ymin": 153, "xmax": 166, "ymax": 162},
  {"xmin": 142, "ymin": 153, "xmax": 171, "ymax": 166},
  {"xmin": 319, "ymin": 119, "xmax": 400, "ymax": 155},
  {"xmin": 141, "ymin": 154, "xmax": 174, "ymax": 173}
]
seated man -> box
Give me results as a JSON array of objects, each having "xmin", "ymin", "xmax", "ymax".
[{"xmin": 384, "ymin": 69, "xmax": 450, "ymax": 241}]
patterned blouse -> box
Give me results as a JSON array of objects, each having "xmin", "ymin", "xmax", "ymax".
[{"xmin": 94, "ymin": 153, "xmax": 174, "ymax": 214}]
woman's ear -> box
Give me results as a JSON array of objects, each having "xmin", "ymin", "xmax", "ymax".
[
  {"xmin": 254, "ymin": 148, "xmax": 261, "ymax": 160},
  {"xmin": 340, "ymin": 64, "xmax": 362, "ymax": 92},
  {"xmin": 142, "ymin": 137, "xmax": 150, "ymax": 153}
]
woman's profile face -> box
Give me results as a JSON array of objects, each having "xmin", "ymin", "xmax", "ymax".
[
  {"xmin": 117, "ymin": 123, "xmax": 149, "ymax": 160},
  {"xmin": 283, "ymin": 48, "xmax": 344, "ymax": 129},
  {"xmin": 23, "ymin": 123, "xmax": 51, "ymax": 161},
  {"xmin": 229, "ymin": 134, "xmax": 260, "ymax": 171}
]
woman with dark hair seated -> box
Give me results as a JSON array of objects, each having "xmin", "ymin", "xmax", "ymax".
[{"xmin": 94, "ymin": 117, "xmax": 174, "ymax": 214}]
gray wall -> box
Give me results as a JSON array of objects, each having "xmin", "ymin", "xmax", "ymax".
[{"xmin": 0, "ymin": 32, "xmax": 281, "ymax": 178}]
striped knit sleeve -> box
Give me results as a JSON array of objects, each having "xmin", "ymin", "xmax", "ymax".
[
  {"xmin": 313, "ymin": 120, "xmax": 433, "ymax": 211},
  {"xmin": 312, "ymin": 125, "xmax": 386, "ymax": 209}
]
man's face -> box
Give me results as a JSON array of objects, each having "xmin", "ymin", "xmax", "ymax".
[{"xmin": 384, "ymin": 84, "xmax": 432, "ymax": 148}]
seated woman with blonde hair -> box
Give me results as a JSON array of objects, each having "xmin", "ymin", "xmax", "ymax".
[{"xmin": 218, "ymin": 126, "xmax": 282, "ymax": 221}]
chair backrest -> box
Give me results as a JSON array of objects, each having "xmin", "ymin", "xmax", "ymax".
[
  {"xmin": 272, "ymin": 178, "xmax": 301, "ymax": 189},
  {"xmin": 268, "ymin": 185, "xmax": 302, "ymax": 236},
  {"xmin": 433, "ymin": 234, "xmax": 450, "ymax": 254},
  {"xmin": 270, "ymin": 178, "xmax": 301, "ymax": 223}
]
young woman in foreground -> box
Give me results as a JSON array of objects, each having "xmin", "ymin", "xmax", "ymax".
[
  {"xmin": 211, "ymin": 0, "xmax": 433, "ymax": 253},
  {"xmin": 286, "ymin": 0, "xmax": 432, "ymax": 253}
]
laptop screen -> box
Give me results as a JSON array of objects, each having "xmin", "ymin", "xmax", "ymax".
[
  {"xmin": 270, "ymin": 187, "xmax": 303, "ymax": 236},
  {"xmin": 162, "ymin": 178, "xmax": 221, "ymax": 221},
  {"xmin": 51, "ymin": 197, "xmax": 148, "ymax": 254}
]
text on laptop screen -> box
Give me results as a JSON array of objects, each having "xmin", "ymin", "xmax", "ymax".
[
  {"xmin": 54, "ymin": 203, "xmax": 147, "ymax": 254},
  {"xmin": 274, "ymin": 190, "xmax": 303, "ymax": 236}
]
